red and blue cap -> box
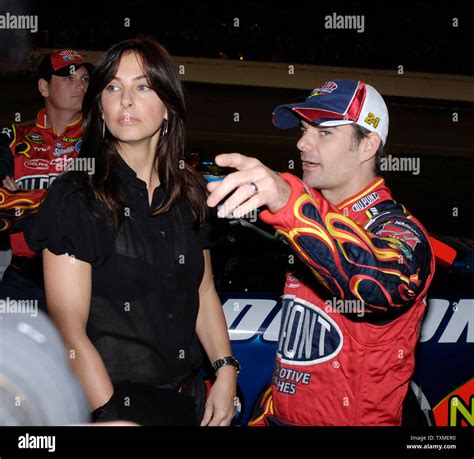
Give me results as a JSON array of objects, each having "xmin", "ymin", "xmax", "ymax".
[
  {"xmin": 273, "ymin": 80, "xmax": 389, "ymax": 145},
  {"xmin": 38, "ymin": 49, "xmax": 95, "ymax": 80}
]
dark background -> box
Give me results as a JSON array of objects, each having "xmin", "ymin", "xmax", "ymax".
[{"xmin": 5, "ymin": 0, "xmax": 472, "ymax": 75}]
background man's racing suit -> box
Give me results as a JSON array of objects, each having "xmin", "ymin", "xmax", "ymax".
[
  {"xmin": 0, "ymin": 109, "xmax": 83, "ymax": 307},
  {"xmin": 249, "ymin": 173, "xmax": 435, "ymax": 426}
]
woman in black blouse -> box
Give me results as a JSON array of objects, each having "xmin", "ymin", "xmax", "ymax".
[{"xmin": 25, "ymin": 38, "xmax": 237, "ymax": 426}]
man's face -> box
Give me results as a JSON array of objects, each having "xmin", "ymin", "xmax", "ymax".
[
  {"xmin": 45, "ymin": 66, "xmax": 90, "ymax": 112},
  {"xmin": 297, "ymin": 121, "xmax": 361, "ymax": 191}
]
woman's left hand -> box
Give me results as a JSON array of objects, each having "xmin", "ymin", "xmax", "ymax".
[{"xmin": 200, "ymin": 367, "xmax": 238, "ymax": 426}]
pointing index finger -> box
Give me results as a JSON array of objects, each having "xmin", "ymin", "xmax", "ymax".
[
  {"xmin": 215, "ymin": 153, "xmax": 254, "ymax": 170},
  {"xmin": 207, "ymin": 153, "xmax": 262, "ymax": 208}
]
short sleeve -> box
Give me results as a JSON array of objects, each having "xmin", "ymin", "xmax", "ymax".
[
  {"xmin": 24, "ymin": 173, "xmax": 114, "ymax": 269},
  {"xmin": 198, "ymin": 207, "xmax": 222, "ymax": 250},
  {"xmin": 198, "ymin": 219, "xmax": 213, "ymax": 250}
]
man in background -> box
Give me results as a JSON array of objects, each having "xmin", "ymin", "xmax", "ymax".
[{"xmin": 0, "ymin": 49, "xmax": 94, "ymax": 311}]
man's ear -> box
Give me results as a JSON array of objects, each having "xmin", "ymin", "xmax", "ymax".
[
  {"xmin": 38, "ymin": 78, "xmax": 49, "ymax": 98},
  {"xmin": 360, "ymin": 131, "xmax": 381, "ymax": 163}
]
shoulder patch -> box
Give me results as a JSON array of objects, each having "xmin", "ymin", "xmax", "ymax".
[{"xmin": 376, "ymin": 220, "xmax": 421, "ymax": 250}]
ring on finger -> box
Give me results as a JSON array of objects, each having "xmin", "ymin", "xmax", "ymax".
[{"xmin": 249, "ymin": 181, "xmax": 259, "ymax": 194}]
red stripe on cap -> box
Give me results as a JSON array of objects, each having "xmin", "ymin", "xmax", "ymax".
[
  {"xmin": 293, "ymin": 108, "xmax": 348, "ymax": 122},
  {"xmin": 346, "ymin": 81, "xmax": 366, "ymax": 121}
]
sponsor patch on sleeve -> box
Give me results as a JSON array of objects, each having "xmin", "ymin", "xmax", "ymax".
[{"xmin": 376, "ymin": 220, "xmax": 421, "ymax": 250}]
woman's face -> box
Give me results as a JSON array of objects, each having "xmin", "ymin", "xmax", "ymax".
[{"xmin": 101, "ymin": 51, "xmax": 167, "ymax": 144}]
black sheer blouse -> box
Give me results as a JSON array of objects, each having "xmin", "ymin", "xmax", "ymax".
[{"xmin": 25, "ymin": 157, "xmax": 212, "ymax": 386}]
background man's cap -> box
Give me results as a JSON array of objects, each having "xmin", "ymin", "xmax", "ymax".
[
  {"xmin": 272, "ymin": 79, "xmax": 389, "ymax": 145},
  {"xmin": 38, "ymin": 49, "xmax": 95, "ymax": 80}
]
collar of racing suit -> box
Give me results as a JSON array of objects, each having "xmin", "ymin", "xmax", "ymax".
[
  {"xmin": 35, "ymin": 108, "xmax": 82, "ymax": 136},
  {"xmin": 335, "ymin": 176, "xmax": 393, "ymax": 227}
]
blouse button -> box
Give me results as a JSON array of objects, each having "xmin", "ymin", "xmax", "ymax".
[
  {"xmin": 160, "ymin": 230, "xmax": 166, "ymax": 237},
  {"xmin": 167, "ymin": 312, "xmax": 173, "ymax": 319}
]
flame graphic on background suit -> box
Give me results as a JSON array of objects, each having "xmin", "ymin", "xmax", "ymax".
[{"xmin": 0, "ymin": 188, "xmax": 43, "ymax": 231}]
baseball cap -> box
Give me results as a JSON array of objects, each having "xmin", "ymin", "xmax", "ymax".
[
  {"xmin": 273, "ymin": 80, "xmax": 389, "ymax": 145},
  {"xmin": 38, "ymin": 48, "xmax": 95, "ymax": 80}
]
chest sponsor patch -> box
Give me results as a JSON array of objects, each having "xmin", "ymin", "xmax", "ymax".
[
  {"xmin": 351, "ymin": 192, "xmax": 380, "ymax": 212},
  {"xmin": 277, "ymin": 295, "xmax": 343, "ymax": 366},
  {"xmin": 53, "ymin": 144, "xmax": 76, "ymax": 157},
  {"xmin": 32, "ymin": 146, "xmax": 50, "ymax": 152},
  {"xmin": 62, "ymin": 136, "xmax": 80, "ymax": 143},
  {"xmin": 25, "ymin": 133, "xmax": 44, "ymax": 144},
  {"xmin": 24, "ymin": 158, "xmax": 49, "ymax": 170},
  {"xmin": 15, "ymin": 174, "xmax": 57, "ymax": 190},
  {"xmin": 285, "ymin": 273, "xmax": 300, "ymax": 289}
]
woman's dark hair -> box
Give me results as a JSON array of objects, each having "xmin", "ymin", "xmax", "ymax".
[
  {"xmin": 80, "ymin": 37, "xmax": 208, "ymax": 227},
  {"xmin": 351, "ymin": 124, "xmax": 385, "ymax": 176}
]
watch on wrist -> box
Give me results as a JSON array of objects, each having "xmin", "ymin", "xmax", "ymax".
[{"xmin": 212, "ymin": 356, "xmax": 240, "ymax": 375}]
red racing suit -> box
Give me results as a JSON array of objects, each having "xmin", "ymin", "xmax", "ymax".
[
  {"xmin": 0, "ymin": 109, "xmax": 83, "ymax": 256},
  {"xmin": 250, "ymin": 173, "xmax": 435, "ymax": 426}
]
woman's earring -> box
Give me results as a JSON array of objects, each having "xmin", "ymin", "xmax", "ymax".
[
  {"xmin": 102, "ymin": 119, "xmax": 106, "ymax": 138},
  {"xmin": 162, "ymin": 119, "xmax": 168, "ymax": 135}
]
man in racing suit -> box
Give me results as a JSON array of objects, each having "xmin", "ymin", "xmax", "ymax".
[
  {"xmin": 206, "ymin": 80, "xmax": 435, "ymax": 425},
  {"xmin": 0, "ymin": 49, "xmax": 94, "ymax": 311}
]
